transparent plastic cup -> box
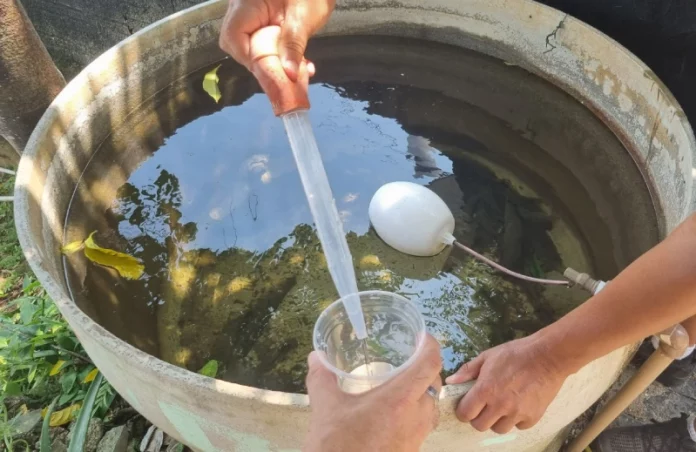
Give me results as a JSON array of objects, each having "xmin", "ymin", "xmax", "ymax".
[{"xmin": 313, "ymin": 290, "xmax": 426, "ymax": 394}]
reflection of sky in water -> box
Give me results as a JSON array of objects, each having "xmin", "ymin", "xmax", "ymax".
[{"xmin": 124, "ymin": 84, "xmax": 453, "ymax": 253}]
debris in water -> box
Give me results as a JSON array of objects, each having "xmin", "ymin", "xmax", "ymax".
[
  {"xmin": 202, "ymin": 64, "xmax": 222, "ymax": 103},
  {"xmin": 198, "ymin": 359, "xmax": 219, "ymax": 378},
  {"xmin": 61, "ymin": 232, "xmax": 144, "ymax": 280},
  {"xmin": 61, "ymin": 240, "xmax": 84, "ymax": 254}
]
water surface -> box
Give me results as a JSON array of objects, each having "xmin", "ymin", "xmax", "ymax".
[{"xmin": 63, "ymin": 37, "xmax": 614, "ymax": 392}]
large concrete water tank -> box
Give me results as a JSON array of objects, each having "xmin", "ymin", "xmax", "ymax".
[{"xmin": 14, "ymin": 0, "xmax": 695, "ymax": 450}]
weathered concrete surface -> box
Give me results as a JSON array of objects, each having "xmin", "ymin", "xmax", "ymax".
[
  {"xmin": 21, "ymin": 0, "xmax": 204, "ymax": 80},
  {"xmin": 13, "ymin": 0, "xmax": 696, "ymax": 451},
  {"xmin": 0, "ymin": 0, "xmax": 65, "ymax": 154},
  {"xmin": 21, "ymin": 0, "xmax": 696, "ymax": 133}
]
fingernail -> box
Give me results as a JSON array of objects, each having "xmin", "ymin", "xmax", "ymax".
[{"xmin": 307, "ymin": 351, "xmax": 320, "ymax": 367}]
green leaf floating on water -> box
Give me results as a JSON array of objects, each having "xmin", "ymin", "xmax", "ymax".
[
  {"xmin": 61, "ymin": 232, "xmax": 144, "ymax": 280},
  {"xmin": 203, "ymin": 64, "xmax": 222, "ymax": 103},
  {"xmin": 198, "ymin": 360, "xmax": 219, "ymax": 378}
]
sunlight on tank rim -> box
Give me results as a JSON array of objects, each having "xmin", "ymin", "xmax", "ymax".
[{"xmin": 13, "ymin": 0, "xmax": 696, "ymax": 410}]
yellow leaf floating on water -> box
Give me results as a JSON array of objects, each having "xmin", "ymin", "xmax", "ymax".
[
  {"xmin": 359, "ymin": 255, "xmax": 381, "ymax": 268},
  {"xmin": 84, "ymin": 232, "xmax": 144, "ymax": 280},
  {"xmin": 42, "ymin": 403, "xmax": 81, "ymax": 427},
  {"xmin": 203, "ymin": 64, "xmax": 222, "ymax": 103},
  {"xmin": 83, "ymin": 368, "xmax": 99, "ymax": 383},
  {"xmin": 61, "ymin": 240, "xmax": 84, "ymax": 254},
  {"xmin": 49, "ymin": 360, "xmax": 66, "ymax": 376}
]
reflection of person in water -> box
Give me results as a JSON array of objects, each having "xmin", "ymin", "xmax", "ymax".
[{"xmin": 220, "ymin": 0, "xmax": 696, "ymax": 450}]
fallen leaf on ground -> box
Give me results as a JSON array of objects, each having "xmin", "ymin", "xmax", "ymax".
[
  {"xmin": 141, "ymin": 425, "xmax": 164, "ymax": 452},
  {"xmin": 83, "ymin": 368, "xmax": 99, "ymax": 383},
  {"xmin": 8, "ymin": 409, "xmax": 42, "ymax": 436},
  {"xmin": 42, "ymin": 403, "xmax": 80, "ymax": 427},
  {"xmin": 49, "ymin": 360, "xmax": 66, "ymax": 376}
]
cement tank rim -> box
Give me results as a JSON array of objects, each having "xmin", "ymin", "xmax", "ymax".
[{"xmin": 12, "ymin": 0, "xmax": 696, "ymax": 444}]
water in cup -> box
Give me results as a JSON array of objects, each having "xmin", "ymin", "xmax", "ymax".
[{"xmin": 313, "ymin": 291, "xmax": 426, "ymax": 393}]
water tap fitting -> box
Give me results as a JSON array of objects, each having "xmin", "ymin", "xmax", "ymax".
[{"xmin": 564, "ymin": 268, "xmax": 606, "ymax": 294}]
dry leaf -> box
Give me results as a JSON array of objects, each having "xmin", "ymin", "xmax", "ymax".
[
  {"xmin": 49, "ymin": 360, "xmax": 66, "ymax": 376},
  {"xmin": 9, "ymin": 409, "xmax": 41, "ymax": 436},
  {"xmin": 61, "ymin": 240, "xmax": 84, "ymax": 254},
  {"xmin": 83, "ymin": 368, "xmax": 99, "ymax": 383},
  {"xmin": 84, "ymin": 232, "xmax": 144, "ymax": 280},
  {"xmin": 203, "ymin": 65, "xmax": 222, "ymax": 103},
  {"xmin": 140, "ymin": 425, "xmax": 165, "ymax": 452},
  {"xmin": 147, "ymin": 429, "xmax": 164, "ymax": 452},
  {"xmin": 42, "ymin": 403, "xmax": 81, "ymax": 427}
]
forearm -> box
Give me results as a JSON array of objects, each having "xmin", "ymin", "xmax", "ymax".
[{"xmin": 538, "ymin": 214, "xmax": 696, "ymax": 375}]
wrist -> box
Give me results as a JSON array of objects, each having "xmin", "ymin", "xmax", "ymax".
[{"xmin": 530, "ymin": 325, "xmax": 589, "ymax": 377}]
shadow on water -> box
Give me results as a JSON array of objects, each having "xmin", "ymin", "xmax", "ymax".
[{"xmin": 58, "ymin": 36, "xmax": 634, "ymax": 392}]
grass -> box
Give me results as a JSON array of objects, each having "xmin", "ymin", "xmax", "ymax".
[
  {"xmin": 0, "ymin": 174, "xmax": 117, "ymax": 451},
  {"xmin": 0, "ymin": 176, "xmax": 25, "ymax": 298}
]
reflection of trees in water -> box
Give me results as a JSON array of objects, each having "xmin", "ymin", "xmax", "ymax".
[
  {"xmin": 97, "ymin": 141, "xmax": 567, "ymax": 392},
  {"xmin": 111, "ymin": 169, "xmax": 198, "ymax": 308}
]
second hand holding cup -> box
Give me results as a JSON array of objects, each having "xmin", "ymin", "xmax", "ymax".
[{"xmin": 313, "ymin": 291, "xmax": 426, "ymax": 394}]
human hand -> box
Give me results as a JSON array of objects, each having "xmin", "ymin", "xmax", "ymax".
[
  {"xmin": 445, "ymin": 332, "xmax": 571, "ymax": 434},
  {"xmin": 304, "ymin": 335, "xmax": 443, "ymax": 452},
  {"xmin": 219, "ymin": 0, "xmax": 334, "ymax": 80}
]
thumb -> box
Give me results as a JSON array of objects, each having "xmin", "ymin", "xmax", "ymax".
[
  {"xmin": 280, "ymin": 14, "xmax": 310, "ymax": 82},
  {"xmin": 306, "ymin": 351, "xmax": 341, "ymax": 404},
  {"xmin": 387, "ymin": 334, "xmax": 442, "ymax": 403},
  {"xmin": 446, "ymin": 353, "xmax": 486, "ymax": 385}
]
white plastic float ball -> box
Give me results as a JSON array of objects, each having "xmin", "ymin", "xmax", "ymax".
[{"xmin": 368, "ymin": 181, "xmax": 455, "ymax": 257}]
